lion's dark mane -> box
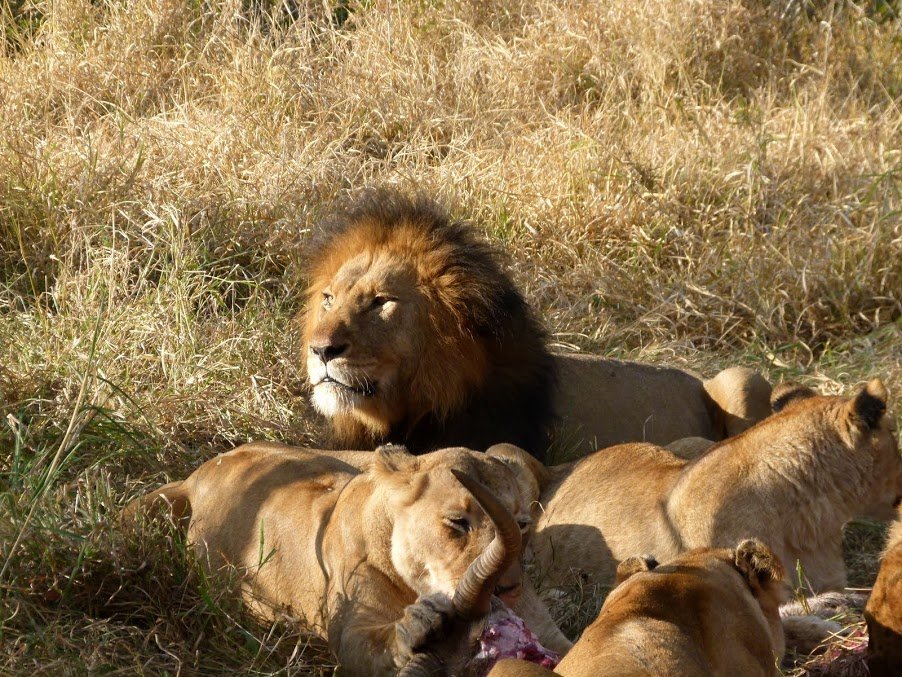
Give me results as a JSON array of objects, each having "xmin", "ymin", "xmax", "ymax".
[{"xmin": 305, "ymin": 189, "xmax": 557, "ymax": 461}]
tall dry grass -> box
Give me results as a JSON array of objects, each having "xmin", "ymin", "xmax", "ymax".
[{"xmin": 1, "ymin": 0, "xmax": 900, "ymax": 672}]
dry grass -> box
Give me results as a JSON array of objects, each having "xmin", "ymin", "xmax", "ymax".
[{"xmin": 1, "ymin": 0, "xmax": 900, "ymax": 673}]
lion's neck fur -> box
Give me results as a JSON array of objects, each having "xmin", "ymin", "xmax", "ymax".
[{"xmin": 331, "ymin": 411, "xmax": 388, "ymax": 451}]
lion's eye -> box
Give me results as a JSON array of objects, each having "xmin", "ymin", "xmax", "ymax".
[
  {"xmin": 444, "ymin": 516, "xmax": 471, "ymax": 534},
  {"xmin": 371, "ymin": 295, "xmax": 394, "ymax": 309},
  {"xmin": 322, "ymin": 292, "xmax": 334, "ymax": 309}
]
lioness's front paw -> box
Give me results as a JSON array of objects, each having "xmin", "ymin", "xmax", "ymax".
[{"xmin": 394, "ymin": 592, "xmax": 456, "ymax": 665}]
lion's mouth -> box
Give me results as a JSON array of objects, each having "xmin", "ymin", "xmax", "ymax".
[
  {"xmin": 317, "ymin": 375, "xmax": 376, "ymax": 397},
  {"xmin": 493, "ymin": 582, "xmax": 522, "ymax": 603}
]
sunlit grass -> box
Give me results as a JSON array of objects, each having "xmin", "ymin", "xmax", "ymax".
[{"xmin": 1, "ymin": 0, "xmax": 899, "ymax": 672}]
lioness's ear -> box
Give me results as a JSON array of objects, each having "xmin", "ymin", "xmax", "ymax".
[
  {"xmin": 373, "ymin": 444, "xmax": 419, "ymax": 473},
  {"xmin": 486, "ymin": 443, "xmax": 546, "ymax": 500},
  {"xmin": 734, "ymin": 539, "xmax": 785, "ymax": 587},
  {"xmin": 615, "ymin": 555, "xmax": 658, "ymax": 584},
  {"xmin": 770, "ymin": 383, "xmax": 817, "ymax": 413},
  {"xmin": 847, "ymin": 379, "xmax": 888, "ymax": 431}
]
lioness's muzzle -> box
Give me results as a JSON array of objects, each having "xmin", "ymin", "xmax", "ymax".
[{"xmin": 398, "ymin": 470, "xmax": 522, "ymax": 677}]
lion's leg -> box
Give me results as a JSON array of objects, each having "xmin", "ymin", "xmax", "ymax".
[
  {"xmin": 781, "ymin": 543, "xmax": 847, "ymax": 593},
  {"xmin": 512, "ymin": 580, "xmax": 573, "ymax": 655},
  {"xmin": 327, "ymin": 568, "xmax": 413, "ymax": 675},
  {"xmin": 703, "ymin": 367, "xmax": 773, "ymax": 438}
]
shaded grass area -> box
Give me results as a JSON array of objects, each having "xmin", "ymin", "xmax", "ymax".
[
  {"xmin": 0, "ymin": 367, "xmax": 332, "ymax": 673},
  {"xmin": 1, "ymin": 0, "xmax": 900, "ymax": 673},
  {"xmin": 2, "ymin": 513, "xmax": 334, "ymax": 674}
]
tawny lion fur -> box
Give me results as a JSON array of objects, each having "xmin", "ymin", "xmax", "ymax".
[
  {"xmin": 490, "ymin": 540, "xmax": 787, "ymax": 677},
  {"xmin": 302, "ymin": 189, "xmax": 771, "ymax": 461},
  {"xmin": 866, "ymin": 506, "xmax": 902, "ymax": 676},
  {"xmin": 531, "ymin": 380, "xmax": 902, "ymax": 593},
  {"xmin": 124, "ymin": 442, "xmax": 570, "ymax": 675}
]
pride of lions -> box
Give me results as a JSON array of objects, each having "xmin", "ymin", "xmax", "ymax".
[{"xmin": 127, "ymin": 191, "xmax": 902, "ymax": 676}]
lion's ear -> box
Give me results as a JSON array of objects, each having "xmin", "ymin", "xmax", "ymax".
[
  {"xmin": 770, "ymin": 383, "xmax": 817, "ymax": 413},
  {"xmin": 486, "ymin": 443, "xmax": 546, "ymax": 502},
  {"xmin": 373, "ymin": 444, "xmax": 418, "ymax": 474},
  {"xmin": 846, "ymin": 379, "xmax": 888, "ymax": 431},
  {"xmin": 615, "ymin": 555, "xmax": 658, "ymax": 584},
  {"xmin": 734, "ymin": 539, "xmax": 785, "ymax": 588}
]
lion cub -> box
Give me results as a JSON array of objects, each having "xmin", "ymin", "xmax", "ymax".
[
  {"xmin": 532, "ymin": 379, "xmax": 902, "ymax": 592},
  {"xmin": 866, "ymin": 505, "xmax": 902, "ymax": 676},
  {"xmin": 490, "ymin": 540, "xmax": 787, "ymax": 677}
]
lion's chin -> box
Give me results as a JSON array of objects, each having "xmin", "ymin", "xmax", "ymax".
[
  {"xmin": 495, "ymin": 583, "xmax": 523, "ymax": 608},
  {"xmin": 311, "ymin": 382, "xmax": 367, "ymax": 417}
]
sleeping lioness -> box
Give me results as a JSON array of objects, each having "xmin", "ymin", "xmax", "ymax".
[
  {"xmin": 489, "ymin": 540, "xmax": 787, "ymax": 677},
  {"xmin": 530, "ymin": 379, "xmax": 902, "ymax": 592},
  {"xmin": 125, "ymin": 443, "xmax": 570, "ymax": 674}
]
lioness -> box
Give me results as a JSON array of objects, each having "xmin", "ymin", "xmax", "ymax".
[
  {"xmin": 301, "ymin": 189, "xmax": 771, "ymax": 460},
  {"xmin": 531, "ymin": 380, "xmax": 902, "ymax": 592},
  {"xmin": 866, "ymin": 506, "xmax": 902, "ymax": 676},
  {"xmin": 126, "ymin": 443, "xmax": 569, "ymax": 674},
  {"xmin": 490, "ymin": 540, "xmax": 787, "ymax": 677}
]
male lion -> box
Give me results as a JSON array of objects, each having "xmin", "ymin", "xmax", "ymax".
[
  {"xmin": 531, "ymin": 379, "xmax": 902, "ymax": 593},
  {"xmin": 302, "ymin": 189, "xmax": 771, "ymax": 460},
  {"xmin": 866, "ymin": 506, "xmax": 902, "ymax": 676},
  {"xmin": 490, "ymin": 540, "xmax": 787, "ymax": 677},
  {"xmin": 126, "ymin": 443, "xmax": 569, "ymax": 674}
]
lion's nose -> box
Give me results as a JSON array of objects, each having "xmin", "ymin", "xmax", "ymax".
[{"xmin": 310, "ymin": 342, "xmax": 348, "ymax": 363}]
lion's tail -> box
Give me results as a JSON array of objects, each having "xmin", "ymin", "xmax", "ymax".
[{"xmin": 120, "ymin": 481, "xmax": 192, "ymax": 527}]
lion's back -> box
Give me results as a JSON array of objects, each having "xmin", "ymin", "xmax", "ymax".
[
  {"xmin": 533, "ymin": 444, "xmax": 686, "ymax": 586},
  {"xmin": 552, "ymin": 353, "xmax": 715, "ymax": 456}
]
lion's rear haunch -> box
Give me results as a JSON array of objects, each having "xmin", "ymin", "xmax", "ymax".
[{"xmin": 302, "ymin": 189, "xmax": 556, "ymax": 460}]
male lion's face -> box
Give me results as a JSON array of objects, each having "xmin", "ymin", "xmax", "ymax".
[{"xmin": 304, "ymin": 251, "xmax": 422, "ymax": 431}]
